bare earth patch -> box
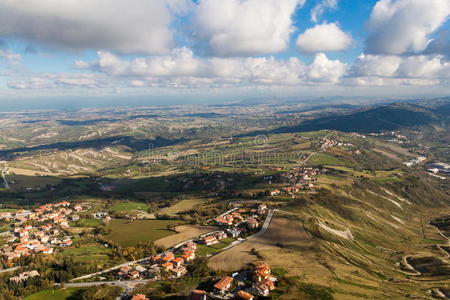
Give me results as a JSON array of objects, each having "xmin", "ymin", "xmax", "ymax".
[
  {"xmin": 154, "ymin": 225, "xmax": 217, "ymax": 249},
  {"xmin": 208, "ymin": 216, "xmax": 325, "ymax": 282}
]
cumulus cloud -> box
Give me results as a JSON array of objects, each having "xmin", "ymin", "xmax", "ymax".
[
  {"xmin": 307, "ymin": 53, "xmax": 347, "ymax": 82},
  {"xmin": 193, "ymin": 0, "xmax": 304, "ymax": 56},
  {"xmin": 350, "ymin": 54, "xmax": 450, "ymax": 83},
  {"xmin": 311, "ymin": 0, "xmax": 338, "ymax": 23},
  {"xmin": 78, "ymin": 47, "xmax": 309, "ymax": 85},
  {"xmin": 296, "ymin": 23, "xmax": 352, "ymax": 53},
  {"xmin": 0, "ymin": 0, "xmax": 185, "ymax": 54},
  {"xmin": 365, "ymin": 0, "xmax": 450, "ymax": 55}
]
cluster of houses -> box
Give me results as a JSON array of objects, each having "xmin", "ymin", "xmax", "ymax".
[
  {"xmin": 404, "ymin": 156, "xmax": 427, "ymax": 167},
  {"xmin": 114, "ymin": 205, "xmax": 270, "ymax": 284},
  {"xmin": 8, "ymin": 270, "xmax": 40, "ymax": 283},
  {"xmin": 0, "ymin": 201, "xmax": 83, "ymax": 264},
  {"xmin": 116, "ymin": 241, "xmax": 197, "ymax": 281},
  {"xmin": 208, "ymin": 261, "xmax": 276, "ymax": 299},
  {"xmin": 267, "ymin": 167, "xmax": 326, "ymax": 197},
  {"xmin": 213, "ymin": 205, "xmax": 267, "ymax": 235}
]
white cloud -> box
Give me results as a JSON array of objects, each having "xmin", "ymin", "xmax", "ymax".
[
  {"xmin": 352, "ymin": 54, "xmax": 402, "ymax": 77},
  {"xmin": 296, "ymin": 23, "xmax": 352, "ymax": 53},
  {"xmin": 0, "ymin": 0, "xmax": 184, "ymax": 54},
  {"xmin": 306, "ymin": 53, "xmax": 347, "ymax": 82},
  {"xmin": 352, "ymin": 54, "xmax": 449, "ymax": 79},
  {"xmin": 0, "ymin": 50, "xmax": 22, "ymax": 65},
  {"xmin": 365, "ymin": 0, "xmax": 450, "ymax": 55},
  {"xmin": 311, "ymin": 0, "xmax": 338, "ymax": 23},
  {"xmin": 193, "ymin": 0, "xmax": 304, "ymax": 56},
  {"xmin": 7, "ymin": 73, "xmax": 107, "ymax": 89}
]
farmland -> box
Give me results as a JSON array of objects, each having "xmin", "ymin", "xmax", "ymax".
[
  {"xmin": 154, "ymin": 224, "xmax": 217, "ymax": 248},
  {"xmin": 24, "ymin": 288, "xmax": 85, "ymax": 300},
  {"xmin": 104, "ymin": 219, "xmax": 183, "ymax": 247},
  {"xmin": 157, "ymin": 198, "xmax": 205, "ymax": 216},
  {"xmin": 110, "ymin": 201, "xmax": 149, "ymax": 212}
]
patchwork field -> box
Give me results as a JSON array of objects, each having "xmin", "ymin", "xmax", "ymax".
[
  {"xmin": 105, "ymin": 219, "xmax": 183, "ymax": 247},
  {"xmin": 154, "ymin": 224, "xmax": 217, "ymax": 248}
]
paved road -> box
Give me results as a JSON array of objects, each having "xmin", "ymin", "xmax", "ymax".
[
  {"xmin": 209, "ymin": 208, "xmax": 275, "ymax": 257},
  {"xmin": 71, "ymin": 208, "xmax": 275, "ymax": 282},
  {"xmin": 62, "ymin": 280, "xmax": 149, "ymax": 288}
]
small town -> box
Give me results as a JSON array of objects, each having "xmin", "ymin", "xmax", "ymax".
[{"xmin": 0, "ymin": 201, "xmax": 81, "ymax": 264}]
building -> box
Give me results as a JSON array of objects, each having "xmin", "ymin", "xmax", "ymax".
[
  {"xmin": 202, "ymin": 235, "xmax": 219, "ymax": 246},
  {"xmin": 188, "ymin": 290, "xmax": 207, "ymax": 300},
  {"xmin": 253, "ymin": 262, "xmax": 271, "ymax": 282},
  {"xmin": 181, "ymin": 251, "xmax": 195, "ymax": 261},
  {"xmin": 172, "ymin": 257, "xmax": 184, "ymax": 268},
  {"xmin": 216, "ymin": 231, "xmax": 228, "ymax": 240},
  {"xmin": 246, "ymin": 218, "xmax": 258, "ymax": 229},
  {"xmin": 131, "ymin": 294, "xmax": 149, "ymax": 300},
  {"xmin": 227, "ymin": 228, "xmax": 241, "ymax": 238},
  {"xmin": 214, "ymin": 276, "xmax": 233, "ymax": 294},
  {"xmin": 161, "ymin": 262, "xmax": 174, "ymax": 272},
  {"xmin": 171, "ymin": 266, "xmax": 187, "ymax": 278},
  {"xmin": 254, "ymin": 278, "xmax": 275, "ymax": 296},
  {"xmin": 235, "ymin": 290, "xmax": 254, "ymax": 300}
]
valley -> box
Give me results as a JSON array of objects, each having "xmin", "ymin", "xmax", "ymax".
[{"xmin": 0, "ymin": 98, "xmax": 449, "ymax": 300}]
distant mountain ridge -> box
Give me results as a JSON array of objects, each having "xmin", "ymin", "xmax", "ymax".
[{"xmin": 272, "ymin": 102, "xmax": 449, "ymax": 134}]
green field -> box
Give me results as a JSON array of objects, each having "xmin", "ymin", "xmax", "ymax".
[
  {"xmin": 110, "ymin": 201, "xmax": 149, "ymax": 212},
  {"xmin": 308, "ymin": 153, "xmax": 354, "ymax": 167},
  {"xmin": 158, "ymin": 198, "xmax": 204, "ymax": 215},
  {"xmin": 63, "ymin": 243, "xmax": 112, "ymax": 266},
  {"xmin": 196, "ymin": 238, "xmax": 236, "ymax": 256},
  {"xmin": 105, "ymin": 219, "xmax": 183, "ymax": 247},
  {"xmin": 0, "ymin": 208, "xmax": 17, "ymax": 212},
  {"xmin": 24, "ymin": 287, "xmax": 85, "ymax": 300},
  {"xmin": 75, "ymin": 218, "xmax": 103, "ymax": 227}
]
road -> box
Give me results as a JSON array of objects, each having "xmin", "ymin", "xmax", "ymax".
[
  {"xmin": 299, "ymin": 131, "xmax": 334, "ymax": 166},
  {"xmin": 70, "ymin": 208, "xmax": 275, "ymax": 282},
  {"xmin": 209, "ymin": 208, "xmax": 275, "ymax": 257},
  {"xmin": 62, "ymin": 280, "xmax": 149, "ymax": 288}
]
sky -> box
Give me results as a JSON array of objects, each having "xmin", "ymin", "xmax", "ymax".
[{"xmin": 0, "ymin": 0, "xmax": 449, "ymax": 109}]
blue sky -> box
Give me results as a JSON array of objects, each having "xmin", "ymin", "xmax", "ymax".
[{"xmin": 0, "ymin": 0, "xmax": 448, "ymax": 108}]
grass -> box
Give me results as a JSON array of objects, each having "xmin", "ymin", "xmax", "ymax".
[
  {"xmin": 105, "ymin": 219, "xmax": 183, "ymax": 247},
  {"xmin": 308, "ymin": 153, "xmax": 354, "ymax": 167},
  {"xmin": 158, "ymin": 198, "xmax": 205, "ymax": 215},
  {"xmin": 75, "ymin": 218, "xmax": 103, "ymax": 227},
  {"xmin": 0, "ymin": 225, "xmax": 10, "ymax": 233},
  {"xmin": 5, "ymin": 174, "xmax": 62, "ymax": 191},
  {"xmin": 196, "ymin": 238, "xmax": 236, "ymax": 256},
  {"xmin": 110, "ymin": 201, "xmax": 149, "ymax": 212},
  {"xmin": 24, "ymin": 287, "xmax": 85, "ymax": 300},
  {"xmin": 0, "ymin": 208, "xmax": 17, "ymax": 212}
]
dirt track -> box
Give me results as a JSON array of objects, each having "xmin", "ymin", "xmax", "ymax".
[
  {"xmin": 208, "ymin": 216, "xmax": 311, "ymax": 271},
  {"xmin": 154, "ymin": 225, "xmax": 217, "ymax": 249}
]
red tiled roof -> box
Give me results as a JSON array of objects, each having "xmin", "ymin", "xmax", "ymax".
[{"xmin": 214, "ymin": 276, "xmax": 233, "ymax": 290}]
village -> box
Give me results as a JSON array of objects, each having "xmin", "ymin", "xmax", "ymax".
[
  {"xmin": 264, "ymin": 166, "xmax": 328, "ymax": 198},
  {"xmin": 107, "ymin": 204, "xmax": 276, "ymax": 299},
  {"xmin": 0, "ymin": 201, "xmax": 83, "ymax": 265}
]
